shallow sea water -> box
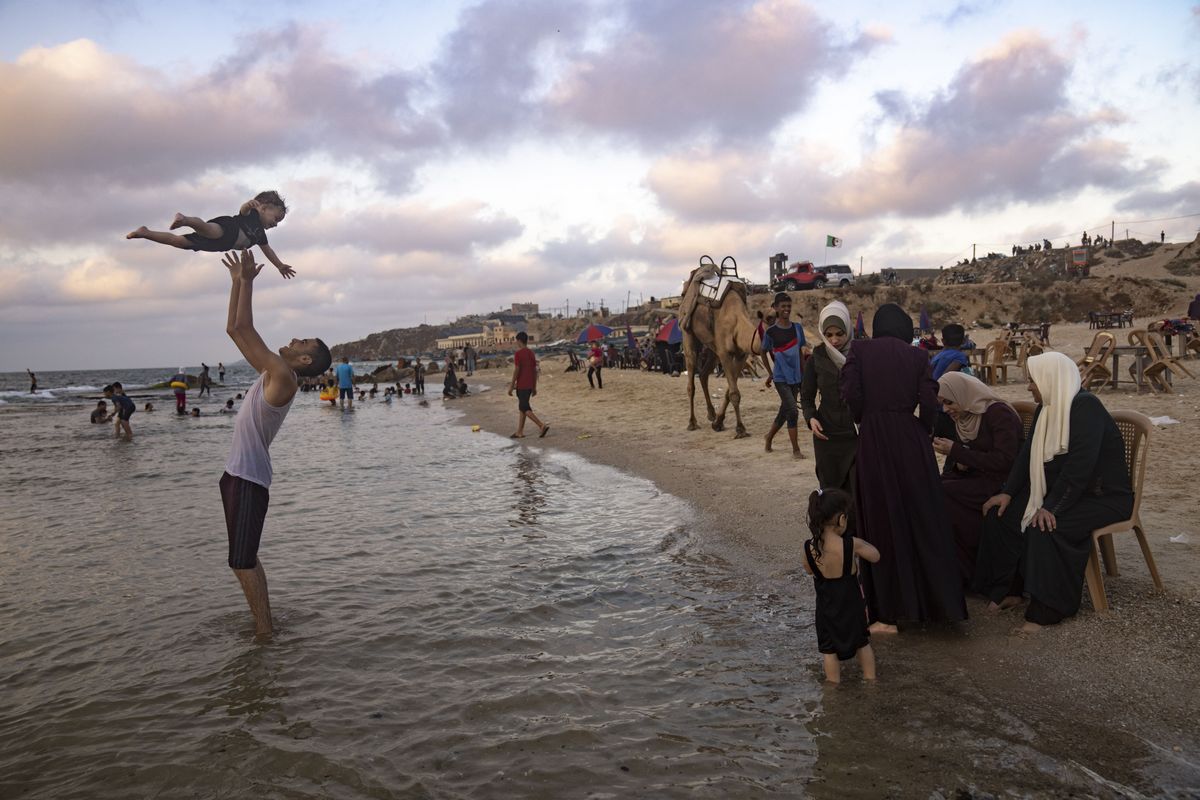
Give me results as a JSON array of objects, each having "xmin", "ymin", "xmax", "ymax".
[
  {"xmin": 0, "ymin": 376, "xmax": 823, "ymax": 799},
  {"xmin": 1, "ymin": 370, "xmax": 1195, "ymax": 798}
]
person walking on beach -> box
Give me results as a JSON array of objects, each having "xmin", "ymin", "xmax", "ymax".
[
  {"xmin": 840, "ymin": 303, "xmax": 966, "ymax": 633},
  {"xmin": 800, "ymin": 301, "xmax": 857, "ymax": 495},
  {"xmin": 508, "ymin": 331, "xmax": 548, "ymax": 438},
  {"xmin": 335, "ymin": 356, "xmax": 355, "ymax": 411},
  {"xmin": 760, "ymin": 292, "xmax": 809, "ymax": 459},
  {"xmin": 199, "ymin": 363, "xmax": 212, "ymax": 397},
  {"xmin": 27, "ymin": 369, "xmax": 37, "ymax": 394},
  {"xmin": 464, "ymin": 344, "xmax": 477, "ymax": 376},
  {"xmin": 587, "ymin": 342, "xmax": 604, "ymax": 389},
  {"xmin": 218, "ymin": 362, "xmax": 226, "ymax": 383},
  {"xmin": 413, "ymin": 358, "xmax": 425, "ymax": 395},
  {"xmin": 170, "ymin": 367, "xmax": 188, "ymax": 414},
  {"xmin": 218, "ymin": 249, "xmax": 331, "ymax": 636}
]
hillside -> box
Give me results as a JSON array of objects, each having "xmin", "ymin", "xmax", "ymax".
[{"xmin": 332, "ymin": 235, "xmax": 1199, "ymax": 358}]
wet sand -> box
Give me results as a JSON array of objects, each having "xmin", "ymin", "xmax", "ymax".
[{"xmin": 454, "ymin": 322, "xmax": 1200, "ymax": 796}]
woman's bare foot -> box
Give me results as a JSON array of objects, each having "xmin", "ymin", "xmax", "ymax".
[
  {"xmin": 1010, "ymin": 621, "xmax": 1042, "ymax": 638},
  {"xmin": 868, "ymin": 622, "xmax": 898, "ymax": 634},
  {"xmin": 999, "ymin": 595, "xmax": 1024, "ymax": 610},
  {"xmin": 792, "ymin": 448, "xmax": 804, "ymax": 460},
  {"xmin": 764, "ymin": 437, "xmax": 773, "ymax": 452},
  {"xmin": 126, "ymin": 226, "xmax": 149, "ymax": 239},
  {"xmin": 169, "ymin": 213, "xmax": 186, "ymax": 230}
]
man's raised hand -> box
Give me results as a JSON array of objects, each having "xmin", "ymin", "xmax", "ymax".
[{"xmin": 224, "ymin": 249, "xmax": 263, "ymax": 282}]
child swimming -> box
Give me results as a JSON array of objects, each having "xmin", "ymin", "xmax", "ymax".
[
  {"xmin": 801, "ymin": 488, "xmax": 880, "ymax": 683},
  {"xmin": 127, "ymin": 191, "xmax": 296, "ymax": 279}
]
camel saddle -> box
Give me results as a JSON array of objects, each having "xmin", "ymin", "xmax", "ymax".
[{"xmin": 679, "ymin": 257, "xmax": 745, "ymax": 334}]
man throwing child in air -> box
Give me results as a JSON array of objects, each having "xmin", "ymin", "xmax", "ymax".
[{"xmin": 219, "ymin": 249, "xmax": 330, "ymax": 635}]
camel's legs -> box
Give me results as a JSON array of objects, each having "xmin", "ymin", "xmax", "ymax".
[
  {"xmin": 721, "ymin": 353, "xmax": 747, "ymax": 438},
  {"xmin": 697, "ymin": 349, "xmax": 718, "ymax": 422},
  {"xmin": 684, "ymin": 335, "xmax": 701, "ymax": 430}
]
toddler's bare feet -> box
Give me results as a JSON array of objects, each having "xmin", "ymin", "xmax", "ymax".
[
  {"xmin": 169, "ymin": 213, "xmax": 186, "ymax": 230},
  {"xmin": 126, "ymin": 226, "xmax": 148, "ymax": 239},
  {"xmin": 868, "ymin": 622, "xmax": 898, "ymax": 634}
]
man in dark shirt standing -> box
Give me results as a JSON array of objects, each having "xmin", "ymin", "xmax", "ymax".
[{"xmin": 508, "ymin": 331, "xmax": 548, "ymax": 438}]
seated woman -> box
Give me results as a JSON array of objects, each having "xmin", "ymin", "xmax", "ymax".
[
  {"xmin": 932, "ymin": 372, "xmax": 1022, "ymax": 587},
  {"xmin": 974, "ymin": 352, "xmax": 1133, "ymax": 633}
]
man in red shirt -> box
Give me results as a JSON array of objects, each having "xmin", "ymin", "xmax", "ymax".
[{"xmin": 508, "ymin": 331, "xmax": 549, "ymax": 438}]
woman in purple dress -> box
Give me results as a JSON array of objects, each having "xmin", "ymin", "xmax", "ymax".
[
  {"xmin": 840, "ymin": 304, "xmax": 967, "ymax": 632},
  {"xmin": 932, "ymin": 372, "xmax": 1022, "ymax": 588}
]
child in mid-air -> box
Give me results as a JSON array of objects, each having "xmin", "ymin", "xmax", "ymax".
[
  {"xmin": 801, "ymin": 488, "xmax": 880, "ymax": 683},
  {"xmin": 127, "ymin": 191, "xmax": 296, "ymax": 279}
]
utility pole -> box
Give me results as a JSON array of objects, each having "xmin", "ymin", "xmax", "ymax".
[
  {"xmin": 859, "ymin": 256, "xmax": 863, "ymax": 276},
  {"xmin": 972, "ymin": 243, "xmax": 976, "ymax": 264},
  {"xmin": 1111, "ymin": 220, "xmax": 1115, "ymax": 244}
]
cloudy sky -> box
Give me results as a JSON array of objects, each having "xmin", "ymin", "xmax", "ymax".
[{"xmin": 1, "ymin": 0, "xmax": 1197, "ymax": 370}]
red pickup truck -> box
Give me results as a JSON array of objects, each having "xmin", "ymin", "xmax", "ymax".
[{"xmin": 771, "ymin": 261, "xmax": 827, "ymax": 291}]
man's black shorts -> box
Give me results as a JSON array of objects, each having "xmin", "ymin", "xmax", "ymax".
[
  {"xmin": 117, "ymin": 405, "xmax": 135, "ymax": 422},
  {"xmin": 516, "ymin": 388, "xmax": 533, "ymax": 412},
  {"xmin": 219, "ymin": 472, "xmax": 270, "ymax": 569},
  {"xmin": 339, "ymin": 387, "xmax": 353, "ymax": 399}
]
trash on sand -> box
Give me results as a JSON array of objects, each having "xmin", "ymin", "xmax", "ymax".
[
  {"xmin": 1169, "ymin": 533, "xmax": 1190, "ymax": 544},
  {"xmin": 577, "ymin": 433, "xmax": 592, "ymax": 440},
  {"xmin": 1149, "ymin": 416, "xmax": 1181, "ymax": 426},
  {"xmin": 471, "ymin": 425, "xmax": 481, "ymax": 432}
]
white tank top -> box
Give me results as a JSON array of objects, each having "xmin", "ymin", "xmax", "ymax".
[{"xmin": 224, "ymin": 373, "xmax": 294, "ymax": 488}]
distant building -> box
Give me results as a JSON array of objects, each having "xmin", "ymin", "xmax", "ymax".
[{"xmin": 511, "ymin": 302, "xmax": 539, "ymax": 315}]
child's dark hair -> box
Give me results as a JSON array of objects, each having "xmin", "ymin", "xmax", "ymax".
[
  {"xmin": 255, "ymin": 190, "xmax": 288, "ymax": 216},
  {"xmin": 806, "ymin": 488, "xmax": 853, "ymax": 561}
]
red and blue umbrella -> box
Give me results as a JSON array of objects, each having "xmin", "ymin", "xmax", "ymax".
[
  {"xmin": 576, "ymin": 323, "xmax": 613, "ymax": 343},
  {"xmin": 655, "ymin": 318, "xmax": 683, "ymax": 344},
  {"xmin": 855, "ymin": 311, "xmax": 866, "ymax": 338}
]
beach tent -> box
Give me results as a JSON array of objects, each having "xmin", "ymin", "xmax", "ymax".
[
  {"xmin": 655, "ymin": 318, "xmax": 683, "ymax": 344},
  {"xmin": 576, "ymin": 323, "xmax": 614, "ymax": 343},
  {"xmin": 919, "ymin": 306, "xmax": 931, "ymax": 332}
]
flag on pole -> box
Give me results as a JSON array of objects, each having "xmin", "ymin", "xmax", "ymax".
[{"xmin": 825, "ymin": 235, "xmax": 842, "ymax": 247}]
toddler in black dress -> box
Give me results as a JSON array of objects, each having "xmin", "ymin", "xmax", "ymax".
[
  {"xmin": 127, "ymin": 190, "xmax": 296, "ymax": 279},
  {"xmin": 802, "ymin": 488, "xmax": 879, "ymax": 683}
]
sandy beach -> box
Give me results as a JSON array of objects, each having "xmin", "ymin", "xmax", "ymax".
[{"xmin": 454, "ymin": 317, "xmax": 1200, "ymax": 793}]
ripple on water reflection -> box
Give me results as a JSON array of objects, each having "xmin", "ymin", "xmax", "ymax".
[{"xmin": 0, "ymin": 397, "xmax": 823, "ymax": 799}]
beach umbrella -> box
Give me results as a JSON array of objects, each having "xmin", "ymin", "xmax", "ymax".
[
  {"xmin": 919, "ymin": 306, "xmax": 931, "ymax": 332},
  {"xmin": 576, "ymin": 323, "xmax": 613, "ymax": 343},
  {"xmin": 855, "ymin": 311, "xmax": 866, "ymax": 338},
  {"xmin": 655, "ymin": 318, "xmax": 683, "ymax": 344},
  {"xmin": 625, "ymin": 325, "xmax": 637, "ymax": 349}
]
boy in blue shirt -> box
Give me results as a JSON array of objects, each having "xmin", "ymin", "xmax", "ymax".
[
  {"xmin": 931, "ymin": 324, "xmax": 970, "ymax": 380},
  {"xmin": 335, "ymin": 357, "xmax": 355, "ymax": 410},
  {"xmin": 760, "ymin": 292, "xmax": 810, "ymax": 459},
  {"xmin": 931, "ymin": 324, "xmax": 970, "ymax": 439}
]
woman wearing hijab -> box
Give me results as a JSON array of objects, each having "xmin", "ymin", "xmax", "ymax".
[
  {"xmin": 840, "ymin": 304, "xmax": 967, "ymax": 632},
  {"xmin": 974, "ymin": 352, "xmax": 1133, "ymax": 633},
  {"xmin": 1188, "ymin": 293, "xmax": 1200, "ymax": 320},
  {"xmin": 932, "ymin": 372, "xmax": 1022, "ymax": 587},
  {"xmin": 800, "ymin": 301, "xmax": 857, "ymax": 495}
]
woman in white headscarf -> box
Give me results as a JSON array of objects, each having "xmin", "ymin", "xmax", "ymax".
[
  {"xmin": 932, "ymin": 372, "xmax": 1022, "ymax": 587},
  {"xmin": 973, "ymin": 352, "xmax": 1133, "ymax": 632},
  {"xmin": 800, "ymin": 300, "xmax": 857, "ymax": 495}
]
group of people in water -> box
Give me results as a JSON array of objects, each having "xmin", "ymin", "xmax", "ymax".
[{"xmin": 759, "ymin": 292, "xmax": 1133, "ymax": 682}]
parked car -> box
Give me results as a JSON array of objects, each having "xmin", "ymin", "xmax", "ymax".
[
  {"xmin": 815, "ymin": 264, "xmax": 854, "ymax": 287},
  {"xmin": 771, "ymin": 260, "xmax": 827, "ymax": 291}
]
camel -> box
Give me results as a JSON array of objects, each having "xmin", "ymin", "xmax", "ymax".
[{"xmin": 680, "ymin": 257, "xmax": 763, "ymax": 438}]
